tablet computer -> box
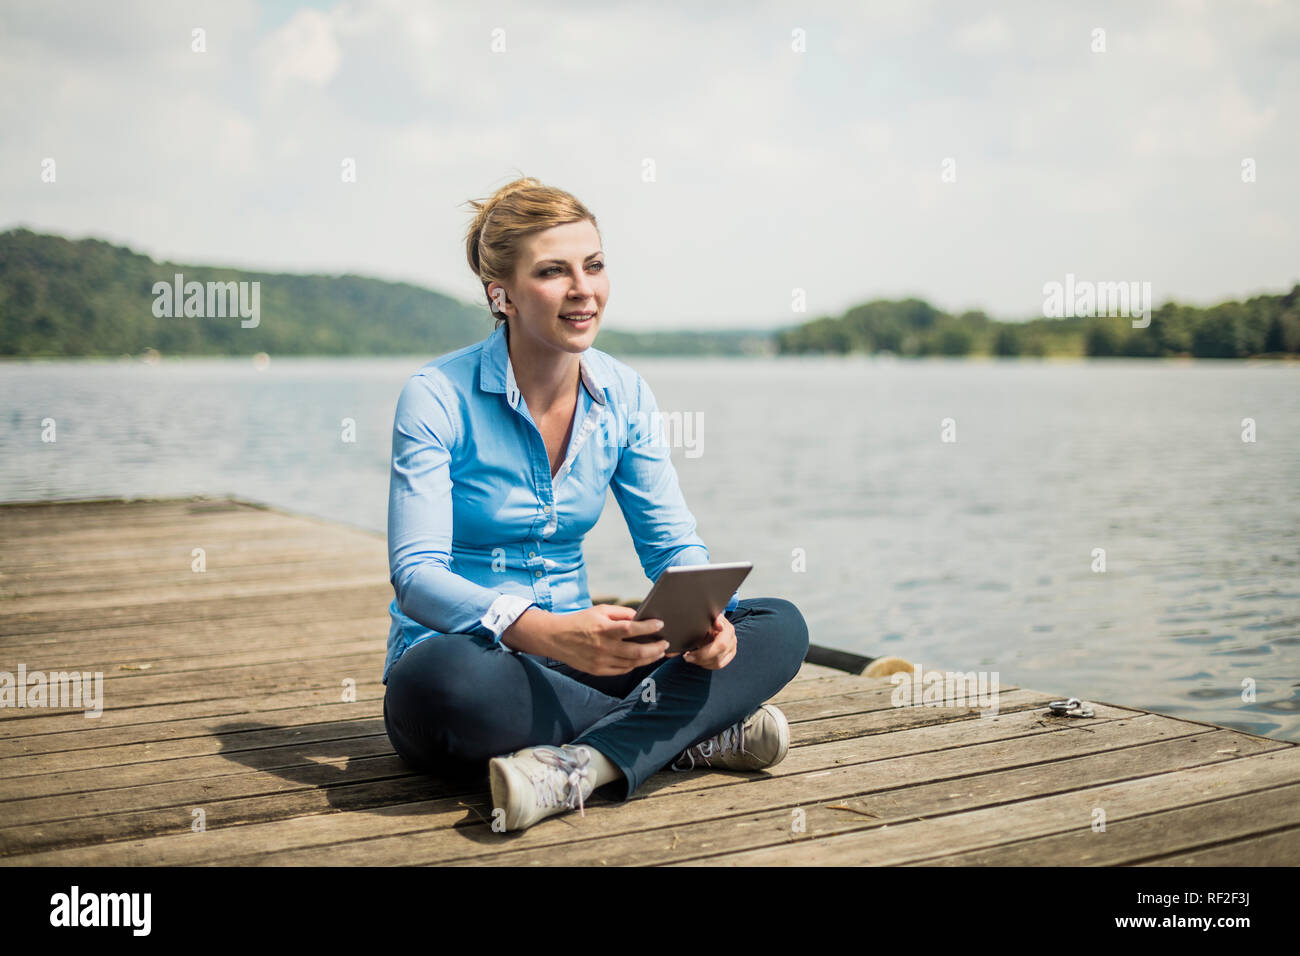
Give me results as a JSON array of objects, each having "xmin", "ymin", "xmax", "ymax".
[{"xmin": 625, "ymin": 562, "xmax": 753, "ymax": 654}]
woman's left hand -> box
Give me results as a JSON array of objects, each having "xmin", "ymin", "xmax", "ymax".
[{"xmin": 681, "ymin": 611, "xmax": 736, "ymax": 669}]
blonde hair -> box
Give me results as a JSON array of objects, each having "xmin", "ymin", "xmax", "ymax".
[{"xmin": 464, "ymin": 175, "xmax": 600, "ymax": 330}]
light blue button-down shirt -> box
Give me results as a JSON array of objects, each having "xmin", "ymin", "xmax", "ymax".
[{"xmin": 383, "ymin": 321, "xmax": 740, "ymax": 684}]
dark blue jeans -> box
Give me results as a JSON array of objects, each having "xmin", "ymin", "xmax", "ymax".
[{"xmin": 382, "ymin": 597, "xmax": 809, "ymax": 801}]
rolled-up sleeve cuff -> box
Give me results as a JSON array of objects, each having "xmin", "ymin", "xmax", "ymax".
[{"xmin": 480, "ymin": 593, "xmax": 538, "ymax": 645}]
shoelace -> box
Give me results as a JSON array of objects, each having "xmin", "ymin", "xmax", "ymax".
[
  {"xmin": 671, "ymin": 714, "xmax": 751, "ymax": 772},
  {"xmin": 529, "ymin": 746, "xmax": 593, "ymax": 817}
]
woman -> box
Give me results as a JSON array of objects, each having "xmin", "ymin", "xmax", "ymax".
[{"xmin": 381, "ymin": 176, "xmax": 810, "ymax": 832}]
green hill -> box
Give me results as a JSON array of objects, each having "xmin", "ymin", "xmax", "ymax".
[{"xmin": 0, "ymin": 228, "xmax": 765, "ymax": 358}]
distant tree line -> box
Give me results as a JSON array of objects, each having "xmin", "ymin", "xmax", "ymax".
[
  {"xmin": 3, "ymin": 228, "xmax": 1296, "ymax": 359},
  {"xmin": 1078, "ymin": 296, "xmax": 1300, "ymax": 357},
  {"xmin": 776, "ymin": 288, "xmax": 1300, "ymax": 358}
]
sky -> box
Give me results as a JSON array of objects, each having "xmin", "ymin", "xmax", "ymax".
[{"xmin": 1, "ymin": 0, "xmax": 1297, "ymax": 331}]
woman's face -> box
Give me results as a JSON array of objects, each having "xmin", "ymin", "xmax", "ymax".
[{"xmin": 493, "ymin": 219, "xmax": 608, "ymax": 356}]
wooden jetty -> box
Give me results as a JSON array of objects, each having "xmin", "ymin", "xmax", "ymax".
[{"xmin": 1, "ymin": 497, "xmax": 1297, "ymax": 866}]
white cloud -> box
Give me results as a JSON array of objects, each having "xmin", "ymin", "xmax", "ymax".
[
  {"xmin": 257, "ymin": 8, "xmax": 342, "ymax": 90},
  {"xmin": 952, "ymin": 16, "xmax": 1013, "ymax": 56}
]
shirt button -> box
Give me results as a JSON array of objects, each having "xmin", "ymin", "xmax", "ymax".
[
  {"xmin": 542, "ymin": 504, "xmax": 551, "ymax": 513},
  {"xmin": 528, "ymin": 551, "xmax": 536, "ymax": 558},
  {"xmin": 534, "ymin": 570, "xmax": 543, "ymax": 578}
]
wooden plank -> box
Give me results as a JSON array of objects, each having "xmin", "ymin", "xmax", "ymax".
[
  {"xmin": 0, "ymin": 775, "xmax": 467, "ymax": 864},
  {"xmin": 0, "ymin": 686, "xmax": 385, "ymax": 740},
  {"xmin": 2, "ymin": 631, "xmax": 381, "ymax": 682},
  {"xmin": 3, "ymin": 710, "xmax": 388, "ymax": 772},
  {"xmin": 0, "ymin": 512, "xmax": 378, "ymax": 546},
  {"xmin": 0, "ymin": 497, "xmax": 262, "ymax": 531},
  {"xmin": 774, "ymin": 681, "xmax": 1013, "ymax": 722},
  {"xmin": 917, "ymin": 780, "xmax": 1300, "ymax": 865},
  {"xmin": 790, "ymin": 661, "xmax": 856, "ymax": 682},
  {"xmin": 0, "ymin": 609, "xmax": 387, "ymax": 659},
  {"xmin": 6, "ymin": 627, "xmax": 385, "ymax": 677},
  {"xmin": 775, "ymin": 674, "xmax": 915, "ymax": 702},
  {"xmin": 0, "ymin": 548, "xmax": 383, "ymax": 588},
  {"xmin": 784, "ymin": 689, "xmax": 1060, "ymax": 743},
  {"xmin": 3, "ymin": 550, "xmax": 385, "ymax": 597},
  {"xmin": 1, "ymin": 733, "xmax": 396, "ymax": 803},
  {"xmin": 668, "ymin": 744, "xmax": 1300, "ymax": 866},
  {"xmin": 2, "ymin": 569, "xmax": 388, "ymax": 616},
  {"xmin": 1, "ymin": 557, "xmax": 388, "ymax": 612},
  {"xmin": 0, "ymin": 511, "xmax": 337, "ymax": 556},
  {"xmin": 0, "ymin": 751, "xmax": 413, "ymax": 838},
  {"xmin": 0, "ymin": 583, "xmax": 391, "ymax": 637},
  {"xmin": 1, "ymin": 523, "xmax": 380, "ymax": 561},
  {"xmin": 1137, "ymin": 826, "xmax": 1300, "ymax": 866},
  {"xmin": 0, "ymin": 650, "xmax": 384, "ymax": 715}
]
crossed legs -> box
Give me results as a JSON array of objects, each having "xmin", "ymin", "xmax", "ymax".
[{"xmin": 382, "ymin": 597, "xmax": 810, "ymax": 801}]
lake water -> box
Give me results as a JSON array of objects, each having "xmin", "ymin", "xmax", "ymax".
[{"xmin": 3, "ymin": 355, "xmax": 1298, "ymax": 741}]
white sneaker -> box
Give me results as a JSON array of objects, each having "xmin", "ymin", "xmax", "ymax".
[
  {"xmin": 670, "ymin": 703, "xmax": 790, "ymax": 772},
  {"xmin": 488, "ymin": 744, "xmax": 597, "ymax": 832}
]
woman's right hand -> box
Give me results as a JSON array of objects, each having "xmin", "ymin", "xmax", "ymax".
[{"xmin": 549, "ymin": 604, "xmax": 670, "ymax": 676}]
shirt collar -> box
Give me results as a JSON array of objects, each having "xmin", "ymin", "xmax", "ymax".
[{"xmin": 479, "ymin": 321, "xmax": 608, "ymax": 408}]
